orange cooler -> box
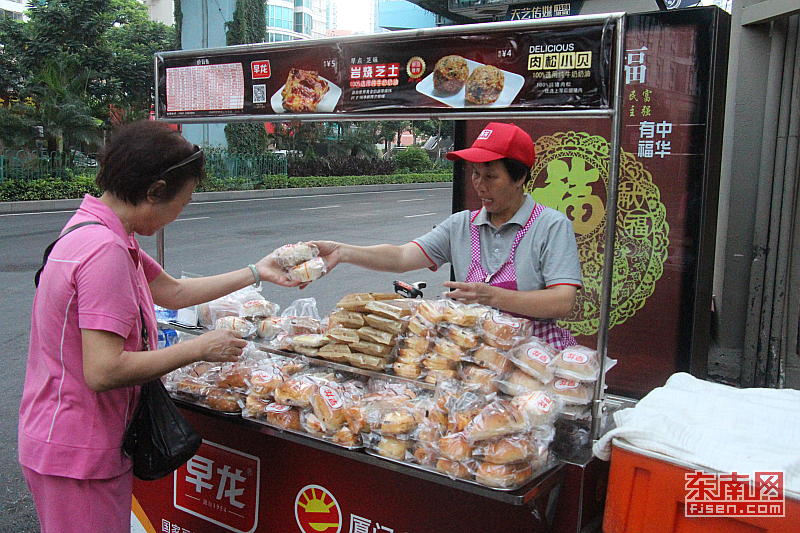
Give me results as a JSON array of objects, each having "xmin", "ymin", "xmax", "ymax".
[{"xmin": 603, "ymin": 439, "xmax": 799, "ymax": 533}]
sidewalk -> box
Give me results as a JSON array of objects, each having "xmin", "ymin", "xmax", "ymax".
[{"xmin": 0, "ymin": 182, "xmax": 450, "ymax": 214}]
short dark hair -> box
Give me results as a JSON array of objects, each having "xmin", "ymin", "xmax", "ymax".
[
  {"xmin": 501, "ymin": 157, "xmax": 531, "ymax": 184},
  {"xmin": 95, "ymin": 121, "xmax": 205, "ymax": 205}
]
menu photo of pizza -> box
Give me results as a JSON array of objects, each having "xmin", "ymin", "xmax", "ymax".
[
  {"xmin": 416, "ymin": 55, "xmax": 523, "ymax": 108},
  {"xmin": 271, "ymin": 68, "xmax": 342, "ymax": 113}
]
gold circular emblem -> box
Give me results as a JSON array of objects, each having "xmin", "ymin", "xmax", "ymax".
[
  {"xmin": 526, "ymin": 131, "xmax": 670, "ymax": 336},
  {"xmin": 406, "ymin": 56, "xmax": 426, "ymax": 80}
]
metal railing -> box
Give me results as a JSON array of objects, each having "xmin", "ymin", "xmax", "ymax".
[{"xmin": 0, "ymin": 150, "xmax": 98, "ymax": 182}]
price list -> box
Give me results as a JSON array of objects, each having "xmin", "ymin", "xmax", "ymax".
[{"xmin": 166, "ymin": 63, "xmax": 245, "ymax": 113}]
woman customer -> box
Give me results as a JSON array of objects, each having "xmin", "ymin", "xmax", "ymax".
[
  {"xmin": 18, "ymin": 120, "xmax": 296, "ymax": 533},
  {"xmin": 314, "ymin": 122, "xmax": 582, "ymax": 349}
]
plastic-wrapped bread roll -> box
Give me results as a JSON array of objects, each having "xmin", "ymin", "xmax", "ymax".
[
  {"xmin": 287, "ymin": 257, "xmax": 327, "ymax": 283},
  {"xmin": 442, "ymin": 301, "xmax": 489, "ymax": 327},
  {"xmin": 554, "ymin": 345, "xmax": 602, "ymax": 382},
  {"xmin": 363, "ymin": 313, "xmax": 406, "ymax": 335},
  {"xmin": 345, "ymin": 352, "xmax": 387, "ymax": 372},
  {"xmin": 437, "ymin": 432, "xmax": 472, "ymax": 462},
  {"xmin": 392, "ymin": 361, "xmax": 423, "ymax": 379},
  {"xmin": 475, "ymin": 434, "xmax": 542, "ymax": 464},
  {"xmin": 350, "ymin": 339, "xmax": 392, "ymax": 357},
  {"xmin": 214, "ymin": 316, "xmax": 251, "ymax": 335},
  {"xmin": 205, "ymin": 389, "xmax": 244, "ymax": 413},
  {"xmin": 416, "ymin": 300, "xmax": 445, "ymax": 324},
  {"xmin": 475, "ymin": 461, "xmax": 533, "ymax": 489},
  {"xmin": 508, "ymin": 339, "xmax": 558, "ymax": 383},
  {"xmin": 256, "ymin": 317, "xmax": 284, "ymax": 340},
  {"xmin": 327, "ymin": 309, "xmax": 365, "ymax": 329},
  {"xmin": 495, "ymin": 369, "xmax": 546, "ymax": 396},
  {"xmin": 446, "ymin": 325, "xmax": 480, "ymax": 349},
  {"xmin": 380, "ymin": 409, "xmax": 419, "ymax": 435},
  {"xmin": 292, "ymin": 334, "xmax": 330, "ymax": 349},
  {"xmin": 318, "ymin": 343, "xmax": 351, "ymax": 363},
  {"xmin": 357, "ymin": 326, "xmax": 396, "ymax": 346},
  {"xmin": 433, "ymin": 337, "xmax": 465, "ymax": 362},
  {"xmin": 436, "ymin": 458, "xmax": 473, "ymax": 480},
  {"xmin": 271, "ymin": 242, "xmax": 318, "ymax": 269},
  {"xmin": 336, "ymin": 292, "xmax": 398, "ymax": 312},
  {"xmin": 376, "ymin": 435, "xmax": 410, "ymax": 461},
  {"xmin": 472, "ymin": 345, "xmax": 513, "ymax": 374},
  {"xmin": 264, "ymin": 403, "xmax": 302, "ymax": 430},
  {"xmin": 273, "ymin": 377, "xmax": 315, "ymax": 408},
  {"xmin": 365, "ymin": 299, "xmax": 417, "ymax": 320},
  {"xmin": 332, "ymin": 425, "xmax": 360, "ymax": 447},
  {"xmin": 216, "ymin": 362, "xmax": 252, "ymax": 390},
  {"xmin": 464, "ymin": 399, "xmax": 528, "ymax": 442},
  {"xmin": 402, "ymin": 334, "xmax": 431, "ymax": 355},
  {"xmin": 461, "ymin": 364, "xmax": 498, "ymax": 395},
  {"xmin": 511, "ymin": 390, "xmax": 559, "ymax": 426},
  {"xmin": 545, "ymin": 378, "xmax": 594, "ymax": 405},
  {"xmin": 240, "ymin": 299, "xmax": 280, "ymax": 319},
  {"xmin": 249, "ymin": 367, "xmax": 286, "ymax": 399},
  {"xmin": 408, "ymin": 315, "xmax": 437, "ymax": 338},
  {"xmin": 310, "ymin": 384, "xmax": 347, "ymax": 432},
  {"xmin": 326, "ymin": 327, "xmax": 360, "ymax": 344},
  {"xmin": 477, "ymin": 310, "xmax": 532, "ymax": 351}
]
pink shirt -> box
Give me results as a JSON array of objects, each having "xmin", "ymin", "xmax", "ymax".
[{"xmin": 19, "ymin": 195, "xmax": 162, "ymax": 479}]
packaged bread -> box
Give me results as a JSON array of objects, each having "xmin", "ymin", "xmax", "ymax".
[
  {"xmin": 424, "ymin": 368, "xmax": 458, "ymax": 385},
  {"xmin": 214, "ymin": 316, "xmax": 252, "ymax": 336},
  {"xmin": 392, "ymin": 361, "xmax": 423, "ymax": 379},
  {"xmin": 364, "ymin": 313, "xmax": 406, "ymax": 335},
  {"xmin": 362, "ymin": 432, "xmax": 410, "ymax": 461},
  {"xmin": 473, "ymin": 433, "xmax": 548, "ymax": 465},
  {"xmin": 408, "ymin": 315, "xmax": 437, "ymax": 338},
  {"xmin": 380, "ymin": 409, "xmax": 420, "ymax": 436},
  {"xmin": 318, "ymin": 343, "xmax": 351, "ymax": 362},
  {"xmin": 273, "ymin": 376, "xmax": 315, "ymax": 408},
  {"xmin": 464, "ymin": 399, "xmax": 527, "ymax": 442},
  {"xmin": 545, "ymin": 378, "xmax": 594, "ymax": 405},
  {"xmin": 422, "ymin": 353, "xmax": 459, "ymax": 371},
  {"xmin": 437, "ymin": 432, "xmax": 473, "ymax": 462},
  {"xmin": 249, "ymin": 366, "xmax": 287, "ymax": 399},
  {"xmin": 271, "ymin": 242, "xmax": 318, "ymax": 269},
  {"xmin": 446, "ymin": 325, "xmax": 480, "ymax": 349},
  {"xmin": 331, "ymin": 425, "xmax": 360, "ymax": 448},
  {"xmin": 508, "ymin": 339, "xmax": 558, "ymax": 383},
  {"xmin": 416, "ymin": 300, "xmax": 446, "ymax": 324},
  {"xmin": 460, "ymin": 364, "xmax": 498, "ymax": 395},
  {"xmin": 412, "ymin": 443, "xmax": 438, "ymax": 466},
  {"xmin": 256, "ymin": 317, "xmax": 284, "ymax": 340},
  {"xmin": 292, "ymin": 334, "xmax": 330, "ymax": 349},
  {"xmin": 244, "ymin": 394, "xmax": 271, "ymax": 418},
  {"xmin": 471, "ymin": 344, "xmax": 513, "ymax": 374},
  {"xmin": 287, "ymin": 257, "xmax": 327, "ymax": 283},
  {"xmin": 310, "ymin": 383, "xmax": 347, "ymax": 432},
  {"xmin": 442, "ymin": 300, "xmax": 489, "ymax": 327},
  {"xmin": 433, "ymin": 337, "xmax": 465, "ymax": 362},
  {"xmin": 205, "ymin": 389, "xmax": 244, "ymax": 413},
  {"xmin": 264, "ymin": 403, "xmax": 302, "ymax": 430},
  {"xmin": 365, "ymin": 299, "xmax": 418, "ymax": 320},
  {"xmin": 475, "ymin": 461, "xmax": 533, "ymax": 489},
  {"xmin": 401, "ymin": 334, "xmax": 431, "ymax": 355},
  {"xmin": 436, "ymin": 458, "xmax": 473, "ymax": 480},
  {"xmin": 240, "ymin": 299, "xmax": 280, "ymax": 319},
  {"xmin": 554, "ymin": 345, "xmax": 601, "ymax": 381},
  {"xmin": 325, "ymin": 327, "xmax": 360, "ymax": 344},
  {"xmin": 357, "ymin": 326, "xmax": 395, "ymax": 346},
  {"xmin": 511, "ymin": 391, "xmax": 559, "ymax": 427},
  {"xmin": 495, "ymin": 369, "xmax": 547, "ymax": 396},
  {"xmin": 327, "ymin": 309, "xmax": 365, "ymax": 329},
  {"xmin": 216, "ymin": 362, "xmax": 252, "ymax": 391},
  {"xmin": 396, "ymin": 347, "xmax": 425, "ymax": 364},
  {"xmin": 350, "ymin": 339, "xmax": 392, "ymax": 358},
  {"xmin": 336, "ymin": 292, "xmax": 397, "ymax": 312},
  {"xmin": 283, "ymin": 315, "xmax": 321, "ymax": 336},
  {"xmin": 477, "ymin": 310, "xmax": 532, "ymax": 350},
  {"xmin": 346, "ymin": 352, "xmax": 387, "ymax": 372}
]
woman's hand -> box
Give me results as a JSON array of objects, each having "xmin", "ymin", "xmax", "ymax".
[
  {"xmin": 309, "ymin": 241, "xmax": 343, "ymax": 270},
  {"xmin": 193, "ymin": 329, "xmax": 247, "ymax": 363},
  {"xmin": 254, "ymin": 254, "xmax": 301, "ymax": 287},
  {"xmin": 443, "ymin": 281, "xmax": 496, "ymax": 307}
]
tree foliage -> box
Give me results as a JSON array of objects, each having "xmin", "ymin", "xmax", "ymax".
[{"xmin": 0, "ymin": 0, "xmax": 176, "ymax": 151}]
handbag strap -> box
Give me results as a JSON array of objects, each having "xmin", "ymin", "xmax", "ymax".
[{"xmin": 34, "ymin": 221, "xmax": 103, "ymax": 287}]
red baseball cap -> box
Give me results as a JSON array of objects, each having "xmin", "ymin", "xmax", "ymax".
[{"xmin": 446, "ymin": 122, "xmax": 536, "ymax": 169}]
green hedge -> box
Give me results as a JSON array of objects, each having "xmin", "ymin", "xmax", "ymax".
[{"xmin": 0, "ymin": 172, "xmax": 451, "ymax": 202}]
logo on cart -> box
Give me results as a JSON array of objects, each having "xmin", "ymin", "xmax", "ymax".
[
  {"xmin": 684, "ymin": 470, "xmax": 785, "ymax": 517},
  {"xmin": 174, "ymin": 440, "xmax": 260, "ymax": 533},
  {"xmin": 295, "ymin": 485, "xmax": 342, "ymax": 533}
]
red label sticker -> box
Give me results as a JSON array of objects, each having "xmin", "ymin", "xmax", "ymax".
[
  {"xmin": 554, "ymin": 379, "xmax": 579, "ymax": 390},
  {"xmin": 174, "ymin": 440, "xmax": 260, "ymax": 533},
  {"xmin": 561, "ymin": 350, "xmax": 589, "ymax": 364},
  {"xmin": 295, "ymin": 485, "xmax": 342, "ymax": 533},
  {"xmin": 251, "ymin": 60, "xmax": 271, "ymax": 79}
]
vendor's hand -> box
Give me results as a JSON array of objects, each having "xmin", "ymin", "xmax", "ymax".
[
  {"xmin": 194, "ymin": 329, "xmax": 247, "ymax": 362},
  {"xmin": 254, "ymin": 254, "xmax": 301, "ymax": 288},
  {"xmin": 308, "ymin": 240, "xmax": 343, "ymax": 270},
  {"xmin": 443, "ymin": 281, "xmax": 495, "ymax": 307}
]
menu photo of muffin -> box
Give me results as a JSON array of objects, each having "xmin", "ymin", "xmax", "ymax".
[{"xmin": 417, "ymin": 55, "xmax": 523, "ymax": 109}]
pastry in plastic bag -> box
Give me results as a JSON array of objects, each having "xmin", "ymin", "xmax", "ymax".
[
  {"xmin": 477, "ymin": 310, "xmax": 532, "ymax": 350},
  {"xmin": 310, "ymin": 383, "xmax": 347, "ymax": 432},
  {"xmin": 287, "ymin": 257, "xmax": 328, "ymax": 283},
  {"xmin": 464, "ymin": 399, "xmax": 527, "ymax": 442},
  {"xmin": 273, "ymin": 377, "xmax": 315, "ymax": 408},
  {"xmin": 437, "ymin": 432, "xmax": 473, "ymax": 461},
  {"xmin": 318, "ymin": 343, "xmax": 351, "ymax": 362},
  {"xmin": 436, "ymin": 458, "xmax": 473, "ymax": 480},
  {"xmin": 511, "ymin": 390, "xmax": 559, "ymax": 427},
  {"xmin": 554, "ymin": 345, "xmax": 603, "ymax": 381},
  {"xmin": 475, "ymin": 461, "xmax": 533, "ymax": 489},
  {"xmin": 327, "ymin": 309, "xmax": 365, "ymax": 329},
  {"xmin": 471, "ymin": 344, "xmax": 512, "ymax": 374},
  {"xmin": 363, "ymin": 313, "xmax": 406, "ymax": 335},
  {"xmin": 442, "ymin": 300, "xmax": 489, "ymax": 327},
  {"xmin": 265, "ymin": 403, "xmax": 302, "ymax": 430},
  {"xmin": 460, "ymin": 364, "xmax": 498, "ymax": 395},
  {"xmin": 271, "ymin": 242, "xmax": 319, "ymax": 269},
  {"xmin": 214, "ymin": 316, "xmax": 253, "ymax": 336},
  {"xmin": 545, "ymin": 378, "xmax": 594, "ymax": 405},
  {"xmin": 392, "ymin": 361, "xmax": 423, "ymax": 379},
  {"xmin": 240, "ymin": 299, "xmax": 280, "ymax": 319},
  {"xmin": 508, "ymin": 339, "xmax": 558, "ymax": 383},
  {"xmin": 256, "ymin": 317, "xmax": 284, "ymax": 340}
]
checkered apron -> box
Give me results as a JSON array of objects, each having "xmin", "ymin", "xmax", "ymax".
[{"xmin": 465, "ymin": 205, "xmax": 577, "ymax": 350}]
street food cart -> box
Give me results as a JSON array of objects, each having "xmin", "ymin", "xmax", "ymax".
[{"xmin": 133, "ymin": 8, "xmax": 732, "ymax": 533}]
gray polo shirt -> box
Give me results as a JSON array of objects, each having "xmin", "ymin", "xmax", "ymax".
[{"xmin": 413, "ymin": 194, "xmax": 583, "ymax": 291}]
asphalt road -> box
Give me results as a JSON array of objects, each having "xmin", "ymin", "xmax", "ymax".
[{"xmin": 0, "ymin": 184, "xmax": 453, "ymax": 531}]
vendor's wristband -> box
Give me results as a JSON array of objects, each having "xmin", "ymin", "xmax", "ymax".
[{"xmin": 248, "ymin": 264, "xmax": 260, "ymax": 288}]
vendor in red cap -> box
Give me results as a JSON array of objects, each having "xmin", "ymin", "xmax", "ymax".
[{"xmin": 313, "ymin": 122, "xmax": 582, "ymax": 349}]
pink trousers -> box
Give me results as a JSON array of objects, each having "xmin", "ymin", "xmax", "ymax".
[{"xmin": 22, "ymin": 465, "xmax": 132, "ymax": 533}]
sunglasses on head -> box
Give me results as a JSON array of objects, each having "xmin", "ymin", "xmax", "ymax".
[{"xmin": 161, "ymin": 145, "xmax": 203, "ymax": 176}]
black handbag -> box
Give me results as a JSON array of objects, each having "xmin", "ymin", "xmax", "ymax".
[
  {"xmin": 122, "ymin": 308, "xmax": 202, "ymax": 480},
  {"xmin": 122, "ymin": 378, "xmax": 202, "ymax": 480}
]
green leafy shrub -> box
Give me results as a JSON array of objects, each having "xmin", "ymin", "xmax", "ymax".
[
  {"xmin": 0, "ymin": 175, "xmax": 99, "ymax": 201},
  {"xmin": 393, "ymin": 147, "xmax": 431, "ymax": 173},
  {"xmin": 289, "ymin": 156, "xmax": 396, "ymax": 177}
]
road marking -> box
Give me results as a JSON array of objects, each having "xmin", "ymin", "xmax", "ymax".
[
  {"xmin": 405, "ymin": 213, "xmax": 437, "ymax": 218},
  {"xmin": 398, "ymin": 198, "xmax": 424, "ymax": 202},
  {"xmin": 301, "ymin": 205, "xmax": 341, "ymax": 211},
  {"xmin": 174, "ymin": 216, "xmax": 210, "ymax": 222}
]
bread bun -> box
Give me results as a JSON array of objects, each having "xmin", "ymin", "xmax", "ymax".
[
  {"xmin": 284, "ymin": 316, "xmax": 321, "ymax": 336},
  {"xmin": 311, "ymin": 384, "xmax": 346, "ymax": 432},
  {"xmin": 332, "ymin": 425, "xmax": 360, "ymax": 447},
  {"xmin": 437, "ymin": 432, "xmax": 472, "ymax": 461},
  {"xmin": 256, "ymin": 317, "xmax": 284, "ymax": 340},
  {"xmin": 396, "ymin": 348, "xmax": 425, "ymax": 364},
  {"xmin": 327, "ymin": 309, "xmax": 365, "ymax": 328},
  {"xmin": 465, "ymin": 65, "xmax": 504, "ymax": 105},
  {"xmin": 264, "ymin": 403, "xmax": 301, "ymax": 430},
  {"xmin": 464, "ymin": 399, "xmax": 527, "ymax": 442},
  {"xmin": 509, "ymin": 339, "xmax": 558, "ymax": 382},
  {"xmin": 206, "ymin": 389, "xmax": 243, "ymax": 413},
  {"xmin": 214, "ymin": 316, "xmax": 251, "ymax": 335},
  {"xmin": 512, "ymin": 391, "xmax": 558, "ymax": 426},
  {"xmin": 380, "ymin": 410, "xmax": 419, "ymax": 435},
  {"xmin": 364, "ymin": 313, "xmax": 406, "ymax": 335},
  {"xmin": 472, "ymin": 345, "xmax": 512, "ymax": 374},
  {"xmin": 325, "ymin": 327, "xmax": 359, "ymax": 344},
  {"xmin": 413, "ymin": 444, "xmax": 437, "ymax": 466},
  {"xmin": 287, "ymin": 257, "xmax": 327, "ymax": 283},
  {"xmin": 272, "ymin": 242, "xmax": 318, "ymax": 268},
  {"xmin": 461, "ymin": 364, "xmax": 498, "ymax": 395},
  {"xmin": 554, "ymin": 345, "xmax": 601, "ymax": 381},
  {"xmin": 424, "ymin": 369, "xmax": 458, "ymax": 385},
  {"xmin": 249, "ymin": 367, "xmax": 286, "ymax": 399},
  {"xmin": 545, "ymin": 378, "xmax": 593, "ymax": 405},
  {"xmin": 273, "ymin": 378, "xmax": 314, "ymax": 408},
  {"xmin": 407, "ymin": 316, "xmax": 436, "ymax": 338},
  {"xmin": 402, "ymin": 334, "xmax": 431, "ymax": 354},
  {"xmin": 447, "ymin": 325, "xmax": 480, "ymax": 349},
  {"xmin": 475, "ymin": 461, "xmax": 533, "ymax": 488},
  {"xmin": 436, "ymin": 458, "xmax": 472, "ymax": 480},
  {"xmin": 376, "ymin": 436, "xmax": 409, "ymax": 460},
  {"xmin": 433, "ymin": 338, "xmax": 465, "ymax": 361},
  {"xmin": 392, "ymin": 361, "xmax": 423, "ymax": 379},
  {"xmin": 416, "ymin": 300, "xmax": 445, "ymax": 324},
  {"xmin": 216, "ymin": 363, "xmax": 251, "ymax": 390},
  {"xmin": 241, "ymin": 299, "xmax": 279, "ymax": 318},
  {"xmin": 478, "ymin": 435, "xmax": 539, "ymax": 464},
  {"xmin": 422, "ymin": 353, "xmax": 459, "ymax": 371},
  {"xmin": 478, "ymin": 310, "xmax": 532, "ymax": 350},
  {"xmin": 443, "ymin": 303, "xmax": 487, "ymax": 327},
  {"xmin": 346, "ymin": 352, "xmax": 387, "ymax": 372}
]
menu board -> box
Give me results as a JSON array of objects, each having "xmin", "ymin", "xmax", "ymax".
[{"xmin": 155, "ymin": 19, "xmax": 614, "ymax": 120}]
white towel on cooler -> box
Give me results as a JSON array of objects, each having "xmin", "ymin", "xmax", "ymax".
[{"xmin": 593, "ymin": 372, "xmax": 800, "ymax": 494}]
